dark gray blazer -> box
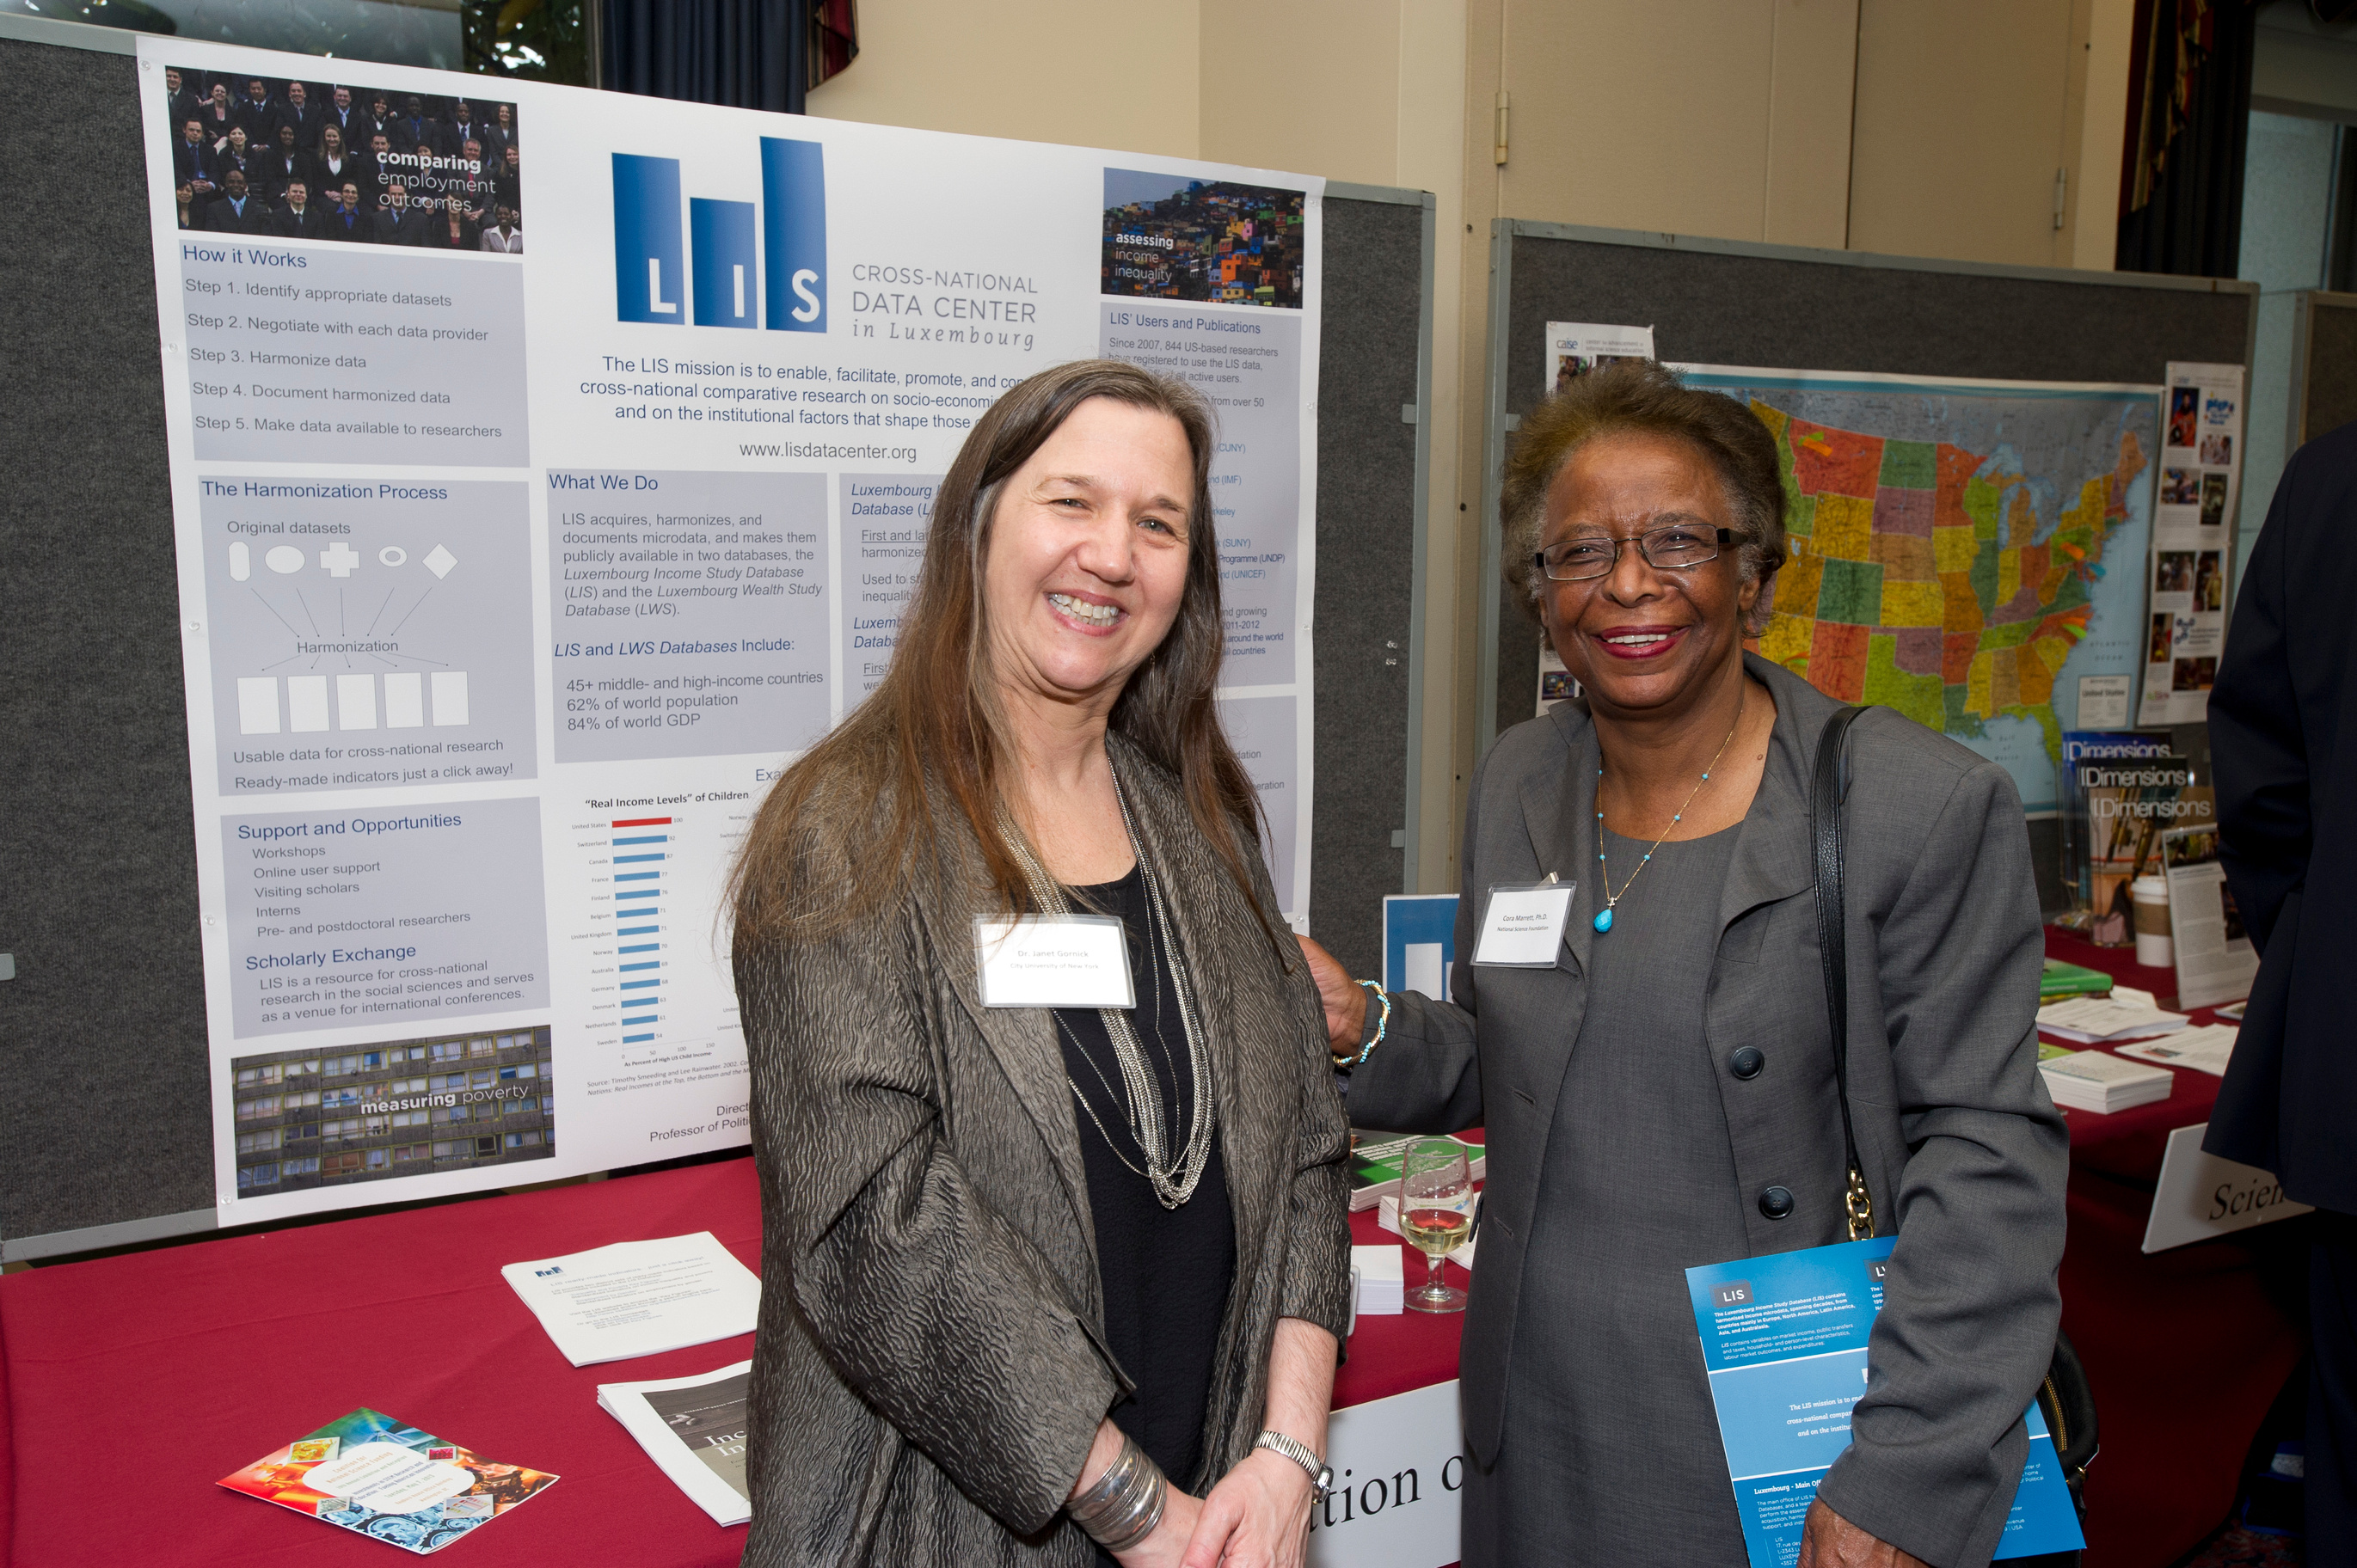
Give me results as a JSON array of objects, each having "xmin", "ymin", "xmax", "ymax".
[
  {"xmin": 733, "ymin": 734, "xmax": 1353, "ymax": 1566},
  {"xmin": 1348, "ymin": 654, "xmax": 2068, "ymax": 1568}
]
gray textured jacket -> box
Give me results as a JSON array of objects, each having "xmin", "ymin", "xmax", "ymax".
[
  {"xmin": 733, "ymin": 733, "xmax": 1353, "ymax": 1566},
  {"xmin": 1347, "ymin": 654, "xmax": 2068, "ymax": 1568}
]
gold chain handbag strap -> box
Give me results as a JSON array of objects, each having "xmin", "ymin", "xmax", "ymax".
[{"xmin": 1811, "ymin": 706, "xmax": 1875, "ymax": 1240}]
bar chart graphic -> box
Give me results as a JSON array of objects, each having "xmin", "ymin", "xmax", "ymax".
[{"xmin": 609, "ymin": 815, "xmax": 668, "ymax": 1046}]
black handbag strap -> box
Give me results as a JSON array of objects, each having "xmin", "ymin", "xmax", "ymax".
[{"xmin": 1811, "ymin": 705, "xmax": 1876, "ymax": 1240}]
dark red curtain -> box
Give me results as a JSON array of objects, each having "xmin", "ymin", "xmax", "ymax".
[{"xmin": 2115, "ymin": 0, "xmax": 2261, "ymax": 277}]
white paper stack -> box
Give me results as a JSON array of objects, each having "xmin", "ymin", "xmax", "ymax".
[
  {"xmin": 2036, "ymin": 992, "xmax": 2190, "ymax": 1044},
  {"xmin": 2115, "ymin": 1023, "xmax": 2238, "ymax": 1076},
  {"xmin": 2039, "ymin": 1049, "xmax": 2175, "ymax": 1113},
  {"xmin": 500, "ymin": 1232, "xmax": 761, "ymax": 1366},
  {"xmin": 1352, "ymin": 1244, "xmax": 1403, "ymax": 1315},
  {"xmin": 1377, "ymin": 1193, "xmax": 1477, "ymax": 1271}
]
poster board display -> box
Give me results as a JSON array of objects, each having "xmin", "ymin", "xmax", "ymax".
[
  {"xmin": 0, "ymin": 18, "xmax": 1433, "ymax": 1260},
  {"xmin": 136, "ymin": 35, "xmax": 1323, "ymax": 1226},
  {"xmin": 2136, "ymin": 362, "xmax": 2243, "ymax": 725}
]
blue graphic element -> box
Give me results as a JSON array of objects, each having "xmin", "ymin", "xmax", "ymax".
[
  {"xmin": 760, "ymin": 137, "xmax": 828, "ymax": 332},
  {"xmin": 691, "ymin": 197, "xmax": 758, "ymax": 328},
  {"xmin": 612, "ymin": 154, "xmax": 684, "ymax": 324},
  {"xmin": 1687, "ymin": 1237, "xmax": 2084, "ymax": 1564},
  {"xmin": 1382, "ymin": 895, "xmax": 1458, "ymax": 999}
]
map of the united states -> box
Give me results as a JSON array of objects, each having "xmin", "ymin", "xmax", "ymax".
[{"xmin": 1746, "ymin": 400, "xmax": 2149, "ymax": 764}]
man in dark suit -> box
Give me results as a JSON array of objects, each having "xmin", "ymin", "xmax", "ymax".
[
  {"xmin": 273, "ymin": 180, "xmax": 324, "ymax": 240},
  {"xmin": 327, "ymin": 85, "xmax": 368, "ymax": 147},
  {"xmin": 235, "ymin": 78, "xmax": 277, "ymax": 144},
  {"xmin": 278, "ymin": 80, "xmax": 316, "ymax": 147},
  {"xmin": 173, "ymin": 117, "xmax": 217, "ymax": 198},
  {"xmin": 2207, "ymin": 419, "xmax": 2357, "ymax": 1566},
  {"xmin": 204, "ymin": 169, "xmax": 266, "ymax": 234},
  {"xmin": 327, "ymin": 181, "xmax": 371, "ymax": 243},
  {"xmin": 164, "ymin": 69, "xmax": 199, "ymax": 136},
  {"xmin": 390, "ymin": 95, "xmax": 440, "ymax": 157},
  {"xmin": 445, "ymin": 99, "xmax": 486, "ymax": 159},
  {"xmin": 372, "ymin": 182, "xmax": 427, "ymax": 246},
  {"xmin": 361, "ymin": 129, "xmax": 396, "ymax": 211}
]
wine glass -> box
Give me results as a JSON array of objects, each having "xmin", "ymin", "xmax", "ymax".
[{"xmin": 1400, "ymin": 1138, "xmax": 1473, "ymax": 1314}]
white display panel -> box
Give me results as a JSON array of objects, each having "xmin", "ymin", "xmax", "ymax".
[{"xmin": 138, "ymin": 38, "xmax": 1321, "ymax": 1223}]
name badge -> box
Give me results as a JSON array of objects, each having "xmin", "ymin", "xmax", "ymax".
[
  {"xmin": 973, "ymin": 915, "xmax": 1135, "ymax": 1008},
  {"xmin": 1471, "ymin": 881, "xmax": 1574, "ymax": 967}
]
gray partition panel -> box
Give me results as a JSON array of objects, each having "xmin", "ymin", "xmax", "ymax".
[
  {"xmin": 2293, "ymin": 291, "xmax": 2357, "ymax": 449},
  {"xmin": 0, "ymin": 22, "xmax": 1433, "ymax": 1254},
  {"xmin": 1481, "ymin": 222, "xmax": 2258, "ymax": 756}
]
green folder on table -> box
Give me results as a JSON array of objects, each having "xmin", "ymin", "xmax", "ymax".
[{"xmin": 2041, "ymin": 958, "xmax": 2114, "ymax": 1002}]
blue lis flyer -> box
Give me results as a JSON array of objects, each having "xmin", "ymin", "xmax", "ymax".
[{"xmin": 1685, "ymin": 1237, "xmax": 2084, "ymax": 1566}]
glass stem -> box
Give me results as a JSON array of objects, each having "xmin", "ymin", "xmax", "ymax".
[{"xmin": 1427, "ymin": 1249, "xmax": 1446, "ymax": 1294}]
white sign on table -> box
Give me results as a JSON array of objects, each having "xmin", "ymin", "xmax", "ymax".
[
  {"xmin": 1308, "ymin": 1380, "xmax": 1466, "ymax": 1568},
  {"xmin": 2141, "ymin": 1122, "xmax": 2311, "ymax": 1253}
]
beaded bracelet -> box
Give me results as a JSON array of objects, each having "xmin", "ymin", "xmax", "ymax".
[{"xmin": 1334, "ymin": 979, "xmax": 1390, "ymax": 1069}]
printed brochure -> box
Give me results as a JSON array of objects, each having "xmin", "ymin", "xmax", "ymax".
[
  {"xmin": 1686, "ymin": 1238, "xmax": 2083, "ymax": 1566},
  {"xmin": 218, "ymin": 1407, "xmax": 556, "ymax": 1553}
]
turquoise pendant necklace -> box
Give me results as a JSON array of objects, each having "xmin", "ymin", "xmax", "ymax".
[{"xmin": 1593, "ymin": 691, "xmax": 1744, "ymax": 933}]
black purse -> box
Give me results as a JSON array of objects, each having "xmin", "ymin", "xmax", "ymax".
[{"xmin": 1810, "ymin": 707, "xmax": 2098, "ymax": 1541}]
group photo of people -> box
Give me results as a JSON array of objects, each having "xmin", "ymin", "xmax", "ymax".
[{"xmin": 166, "ymin": 66, "xmax": 525, "ymax": 252}]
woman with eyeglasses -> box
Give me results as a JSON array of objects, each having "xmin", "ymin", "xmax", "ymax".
[{"xmin": 1299, "ymin": 361, "xmax": 2068, "ymax": 1568}]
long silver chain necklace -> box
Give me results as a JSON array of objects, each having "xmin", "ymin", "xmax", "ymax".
[
  {"xmin": 1003, "ymin": 762, "xmax": 1216, "ymax": 1209},
  {"xmin": 1593, "ymin": 689, "xmax": 1743, "ymax": 934}
]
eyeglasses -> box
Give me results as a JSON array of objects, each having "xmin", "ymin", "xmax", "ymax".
[{"xmin": 1535, "ymin": 524, "xmax": 1735, "ymax": 582}]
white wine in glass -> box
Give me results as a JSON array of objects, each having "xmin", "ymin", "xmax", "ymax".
[{"xmin": 1401, "ymin": 1138, "xmax": 1472, "ymax": 1314}]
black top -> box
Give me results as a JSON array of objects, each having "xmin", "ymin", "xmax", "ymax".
[{"xmin": 1053, "ymin": 861, "xmax": 1236, "ymax": 1540}]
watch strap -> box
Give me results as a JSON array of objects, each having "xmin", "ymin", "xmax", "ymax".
[{"xmin": 1252, "ymin": 1429, "xmax": 1332, "ymax": 1495}]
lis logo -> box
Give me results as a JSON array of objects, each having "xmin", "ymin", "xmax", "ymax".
[{"xmin": 613, "ymin": 139, "xmax": 826, "ymax": 332}]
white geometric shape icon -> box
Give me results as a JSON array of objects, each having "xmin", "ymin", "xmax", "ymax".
[
  {"xmin": 378, "ymin": 545, "xmax": 408, "ymax": 567},
  {"xmin": 236, "ymin": 677, "xmax": 279, "ymax": 735},
  {"xmin": 266, "ymin": 545, "xmax": 304, "ymax": 574},
  {"xmin": 384, "ymin": 672, "xmax": 425, "ymax": 728},
  {"xmin": 286, "ymin": 676, "xmax": 331, "ymax": 732},
  {"xmin": 424, "ymin": 544, "xmax": 458, "ymax": 579},
  {"xmin": 320, "ymin": 542, "xmax": 362, "ymax": 578},
  {"xmin": 431, "ymin": 671, "xmax": 470, "ymax": 726},
  {"xmin": 336, "ymin": 672, "xmax": 377, "ymax": 730},
  {"xmin": 230, "ymin": 542, "xmax": 251, "ymax": 582}
]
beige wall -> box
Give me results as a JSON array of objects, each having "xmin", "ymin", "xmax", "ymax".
[{"xmin": 812, "ymin": 0, "xmax": 2143, "ymax": 894}]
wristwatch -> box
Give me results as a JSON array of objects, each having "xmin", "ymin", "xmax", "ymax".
[{"xmin": 1253, "ymin": 1430, "xmax": 1334, "ymax": 1498}]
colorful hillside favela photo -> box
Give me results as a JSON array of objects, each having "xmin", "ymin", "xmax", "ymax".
[
  {"xmin": 1101, "ymin": 168, "xmax": 1305, "ymax": 309},
  {"xmin": 1675, "ymin": 367, "xmax": 2160, "ymax": 813},
  {"xmin": 219, "ymin": 1407, "xmax": 557, "ymax": 1554}
]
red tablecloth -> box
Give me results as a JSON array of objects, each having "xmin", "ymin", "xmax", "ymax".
[
  {"xmin": 2, "ymin": 1160, "xmax": 764, "ymax": 1568},
  {"xmin": 0, "ymin": 933, "xmax": 2306, "ymax": 1568},
  {"xmin": 2041, "ymin": 928, "xmax": 2308, "ymax": 1568}
]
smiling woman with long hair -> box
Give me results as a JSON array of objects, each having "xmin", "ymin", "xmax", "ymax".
[{"xmin": 729, "ymin": 359, "xmax": 1349, "ymax": 1568}]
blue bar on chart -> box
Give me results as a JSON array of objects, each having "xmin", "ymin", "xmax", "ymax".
[{"xmin": 609, "ymin": 815, "xmax": 668, "ymax": 1046}]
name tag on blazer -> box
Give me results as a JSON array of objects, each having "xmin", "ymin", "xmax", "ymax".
[
  {"xmin": 1471, "ymin": 881, "xmax": 1575, "ymax": 967},
  {"xmin": 973, "ymin": 915, "xmax": 1135, "ymax": 1008}
]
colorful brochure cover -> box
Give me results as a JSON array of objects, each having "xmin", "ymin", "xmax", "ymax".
[
  {"xmin": 1685, "ymin": 1239, "xmax": 2083, "ymax": 1566},
  {"xmin": 219, "ymin": 1407, "xmax": 558, "ymax": 1554}
]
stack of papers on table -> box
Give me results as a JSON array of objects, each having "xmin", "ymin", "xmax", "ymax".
[
  {"xmin": 2040, "ymin": 1048, "xmax": 2174, "ymax": 1112},
  {"xmin": 2115, "ymin": 1024, "xmax": 2238, "ymax": 1076},
  {"xmin": 501, "ymin": 1231, "xmax": 761, "ymax": 1366},
  {"xmin": 2036, "ymin": 991, "xmax": 2189, "ymax": 1044},
  {"xmin": 1351, "ymin": 1244, "xmax": 1403, "ymax": 1315},
  {"xmin": 598, "ymin": 1362, "xmax": 753, "ymax": 1527}
]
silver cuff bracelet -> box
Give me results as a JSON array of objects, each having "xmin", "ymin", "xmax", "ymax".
[{"xmin": 1069, "ymin": 1432, "xmax": 1168, "ymax": 1553}]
